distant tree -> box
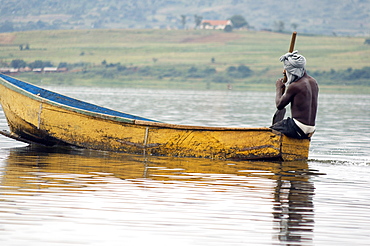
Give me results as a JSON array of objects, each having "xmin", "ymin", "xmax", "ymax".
[
  {"xmin": 0, "ymin": 21, "xmax": 15, "ymax": 32},
  {"xmin": 43, "ymin": 61, "xmax": 54, "ymax": 67},
  {"xmin": 229, "ymin": 15, "xmax": 248, "ymax": 29},
  {"xmin": 58, "ymin": 62, "xmax": 68, "ymax": 68},
  {"xmin": 117, "ymin": 65, "xmax": 127, "ymax": 72},
  {"xmin": 227, "ymin": 65, "xmax": 252, "ymax": 78},
  {"xmin": 237, "ymin": 65, "xmax": 252, "ymax": 77},
  {"xmin": 291, "ymin": 23, "xmax": 298, "ymax": 30},
  {"xmin": 227, "ymin": 66, "xmax": 237, "ymax": 73},
  {"xmin": 188, "ymin": 66, "xmax": 197, "ymax": 73},
  {"xmin": 92, "ymin": 19, "xmax": 104, "ymax": 29},
  {"xmin": 181, "ymin": 15, "xmax": 187, "ymax": 29},
  {"xmin": 19, "ymin": 45, "xmax": 23, "ymax": 51},
  {"xmin": 138, "ymin": 66, "xmax": 152, "ymax": 76},
  {"xmin": 274, "ymin": 20, "xmax": 285, "ymax": 32},
  {"xmin": 28, "ymin": 60, "xmax": 53, "ymax": 69},
  {"xmin": 36, "ymin": 20, "xmax": 47, "ymax": 29},
  {"xmin": 194, "ymin": 15, "xmax": 203, "ymax": 29},
  {"xmin": 10, "ymin": 59, "xmax": 27, "ymax": 68},
  {"xmin": 29, "ymin": 60, "xmax": 43, "ymax": 69},
  {"xmin": 346, "ymin": 66, "xmax": 370, "ymax": 80},
  {"xmin": 364, "ymin": 38, "xmax": 370, "ymax": 45},
  {"xmin": 25, "ymin": 44, "xmax": 30, "ymax": 50},
  {"xmin": 204, "ymin": 67, "xmax": 216, "ymax": 74},
  {"xmin": 224, "ymin": 25, "xmax": 233, "ymax": 32},
  {"xmin": 202, "ymin": 22, "xmax": 211, "ymax": 29}
]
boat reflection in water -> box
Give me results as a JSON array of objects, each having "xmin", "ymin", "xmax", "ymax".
[{"xmin": 1, "ymin": 145, "xmax": 321, "ymax": 245}]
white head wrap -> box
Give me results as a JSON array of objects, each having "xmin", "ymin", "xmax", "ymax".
[{"xmin": 279, "ymin": 50, "xmax": 306, "ymax": 84}]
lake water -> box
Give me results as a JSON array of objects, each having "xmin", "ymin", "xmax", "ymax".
[{"xmin": 0, "ymin": 87, "xmax": 369, "ymax": 246}]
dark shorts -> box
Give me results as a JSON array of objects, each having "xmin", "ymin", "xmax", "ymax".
[{"xmin": 270, "ymin": 117, "xmax": 311, "ymax": 139}]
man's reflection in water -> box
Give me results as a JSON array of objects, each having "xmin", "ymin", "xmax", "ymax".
[{"xmin": 273, "ymin": 166, "xmax": 316, "ymax": 244}]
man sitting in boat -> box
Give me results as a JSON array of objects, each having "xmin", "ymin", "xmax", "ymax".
[{"xmin": 270, "ymin": 51, "xmax": 319, "ymax": 139}]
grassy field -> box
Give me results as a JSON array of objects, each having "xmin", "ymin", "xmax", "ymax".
[{"xmin": 1, "ymin": 29, "xmax": 369, "ymax": 92}]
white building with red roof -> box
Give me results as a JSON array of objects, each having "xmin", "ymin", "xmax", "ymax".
[{"xmin": 200, "ymin": 20, "xmax": 233, "ymax": 30}]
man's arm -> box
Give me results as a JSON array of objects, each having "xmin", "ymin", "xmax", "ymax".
[
  {"xmin": 275, "ymin": 78, "xmax": 296, "ymax": 110},
  {"xmin": 275, "ymin": 78, "xmax": 286, "ymax": 110}
]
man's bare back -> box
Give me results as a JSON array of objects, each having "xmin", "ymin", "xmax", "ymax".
[{"xmin": 275, "ymin": 72, "xmax": 318, "ymax": 126}]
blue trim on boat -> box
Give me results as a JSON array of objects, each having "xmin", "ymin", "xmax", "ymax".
[{"xmin": 0, "ymin": 74, "xmax": 159, "ymax": 122}]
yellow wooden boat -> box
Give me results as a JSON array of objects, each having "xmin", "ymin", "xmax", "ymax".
[{"xmin": 0, "ymin": 74, "xmax": 310, "ymax": 161}]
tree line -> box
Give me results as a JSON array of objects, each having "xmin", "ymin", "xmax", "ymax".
[
  {"xmin": 3, "ymin": 59, "xmax": 66, "ymax": 69},
  {"xmin": 310, "ymin": 67, "xmax": 370, "ymax": 85},
  {"xmin": 4, "ymin": 58, "xmax": 370, "ymax": 86},
  {"xmin": 95, "ymin": 61, "xmax": 253, "ymax": 83}
]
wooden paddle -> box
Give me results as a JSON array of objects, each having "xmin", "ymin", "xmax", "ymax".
[{"xmin": 272, "ymin": 31, "xmax": 297, "ymax": 125}]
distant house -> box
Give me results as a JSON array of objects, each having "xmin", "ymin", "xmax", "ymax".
[
  {"xmin": 0, "ymin": 68, "xmax": 25, "ymax": 74},
  {"xmin": 19, "ymin": 67, "xmax": 32, "ymax": 72},
  {"xmin": 32, "ymin": 67, "xmax": 67, "ymax": 73},
  {"xmin": 9, "ymin": 68, "xmax": 19, "ymax": 73},
  {"xmin": 33, "ymin": 68, "xmax": 43, "ymax": 73},
  {"xmin": 0, "ymin": 68, "xmax": 11, "ymax": 74},
  {"xmin": 57, "ymin": 67, "xmax": 68, "ymax": 72},
  {"xmin": 200, "ymin": 20, "xmax": 233, "ymax": 30},
  {"xmin": 43, "ymin": 67, "xmax": 58, "ymax": 73}
]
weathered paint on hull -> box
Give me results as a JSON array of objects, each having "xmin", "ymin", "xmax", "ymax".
[{"xmin": 0, "ymin": 75, "xmax": 310, "ymax": 161}]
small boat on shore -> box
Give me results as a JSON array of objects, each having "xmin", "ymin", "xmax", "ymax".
[{"xmin": 0, "ymin": 74, "xmax": 310, "ymax": 161}]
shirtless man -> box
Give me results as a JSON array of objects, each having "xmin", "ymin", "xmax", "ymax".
[{"xmin": 270, "ymin": 51, "xmax": 319, "ymax": 139}]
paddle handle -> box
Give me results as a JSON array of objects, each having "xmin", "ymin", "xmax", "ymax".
[
  {"xmin": 288, "ymin": 32, "xmax": 297, "ymax": 53},
  {"xmin": 283, "ymin": 31, "xmax": 297, "ymax": 83}
]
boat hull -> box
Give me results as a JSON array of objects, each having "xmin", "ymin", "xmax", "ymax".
[{"xmin": 0, "ymin": 74, "xmax": 310, "ymax": 161}]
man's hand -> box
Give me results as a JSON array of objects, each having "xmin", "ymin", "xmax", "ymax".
[{"xmin": 276, "ymin": 78, "xmax": 285, "ymax": 89}]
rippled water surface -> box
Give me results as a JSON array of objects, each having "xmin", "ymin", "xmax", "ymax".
[{"xmin": 0, "ymin": 87, "xmax": 369, "ymax": 245}]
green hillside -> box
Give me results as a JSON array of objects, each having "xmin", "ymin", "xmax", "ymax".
[{"xmin": 0, "ymin": 29, "xmax": 369, "ymax": 92}]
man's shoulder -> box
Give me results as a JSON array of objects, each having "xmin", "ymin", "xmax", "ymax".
[
  {"xmin": 288, "ymin": 75, "xmax": 313, "ymax": 92},
  {"xmin": 295, "ymin": 73, "xmax": 317, "ymax": 85},
  {"xmin": 290, "ymin": 74, "xmax": 318, "ymax": 95},
  {"xmin": 305, "ymin": 74, "xmax": 319, "ymax": 89},
  {"xmin": 304, "ymin": 73, "xmax": 317, "ymax": 83}
]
